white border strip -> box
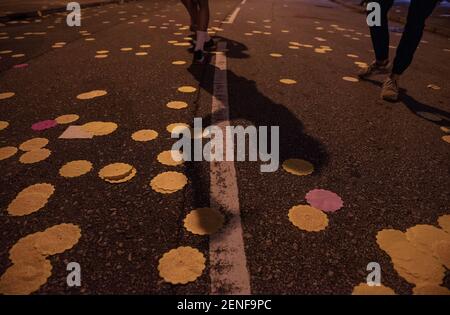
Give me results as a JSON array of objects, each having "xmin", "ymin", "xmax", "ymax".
[{"xmin": 209, "ymin": 42, "xmax": 251, "ymax": 295}]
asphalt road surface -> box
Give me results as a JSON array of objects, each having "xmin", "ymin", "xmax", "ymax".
[{"xmin": 0, "ymin": 0, "xmax": 449, "ymax": 295}]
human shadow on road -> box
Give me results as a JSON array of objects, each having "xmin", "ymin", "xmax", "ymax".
[
  {"xmin": 183, "ymin": 36, "xmax": 329, "ymax": 214},
  {"xmin": 362, "ymin": 77, "xmax": 450, "ymax": 127}
]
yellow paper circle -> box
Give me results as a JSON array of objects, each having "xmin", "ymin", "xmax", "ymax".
[
  {"xmin": 0, "ymin": 121, "xmax": 9, "ymax": 130},
  {"xmin": 376, "ymin": 229, "xmax": 445, "ymax": 286},
  {"xmin": 55, "ymin": 114, "xmax": 79, "ymax": 124},
  {"xmin": 150, "ymin": 171, "xmax": 188, "ymax": 194},
  {"xmin": 282, "ymin": 159, "xmax": 314, "ymax": 176},
  {"xmin": 438, "ymin": 214, "xmax": 450, "ymax": 233},
  {"xmin": 81, "ymin": 121, "xmax": 117, "ymax": 136},
  {"xmin": 0, "ymin": 258, "xmax": 52, "ymax": 295},
  {"xmin": 0, "ymin": 92, "xmax": 15, "ymax": 100},
  {"xmin": 166, "ymin": 123, "xmax": 190, "ymax": 133},
  {"xmin": 131, "ymin": 129, "xmax": 158, "ymax": 142},
  {"xmin": 0, "ymin": 146, "xmax": 18, "ymax": 160},
  {"xmin": 166, "ymin": 101, "xmax": 188, "ymax": 109},
  {"xmin": 32, "ymin": 223, "xmax": 82, "ymax": 256},
  {"xmin": 184, "ymin": 208, "xmax": 224, "ymax": 235},
  {"xmin": 76, "ymin": 90, "xmax": 107, "ymax": 100},
  {"xmin": 178, "ymin": 86, "xmax": 197, "ymax": 93},
  {"xmin": 442, "ymin": 135, "xmax": 450, "ymax": 144},
  {"xmin": 288, "ymin": 205, "xmax": 329, "ymax": 232},
  {"xmin": 59, "ymin": 160, "xmax": 93, "ymax": 178},
  {"xmin": 413, "ymin": 285, "xmax": 450, "ymax": 295},
  {"xmin": 19, "ymin": 148, "xmax": 51, "ymax": 164},
  {"xmin": 158, "ymin": 246, "xmax": 206, "ymax": 284},
  {"xmin": 342, "ymin": 76, "xmax": 359, "ymax": 82},
  {"xmin": 157, "ymin": 150, "xmax": 184, "ymax": 166},
  {"xmin": 99, "ymin": 163, "xmax": 135, "ymax": 183},
  {"xmin": 280, "ymin": 79, "xmax": 297, "ymax": 85},
  {"xmin": 19, "ymin": 138, "xmax": 49, "ymax": 151},
  {"xmin": 352, "ymin": 283, "xmax": 396, "ymax": 295},
  {"xmin": 7, "ymin": 183, "xmax": 55, "ymax": 216}
]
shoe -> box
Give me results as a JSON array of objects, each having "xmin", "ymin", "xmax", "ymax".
[
  {"xmin": 189, "ymin": 38, "xmax": 215, "ymax": 49},
  {"xmin": 358, "ymin": 60, "xmax": 390, "ymax": 79},
  {"xmin": 381, "ymin": 77, "xmax": 399, "ymax": 102},
  {"xmin": 204, "ymin": 38, "xmax": 215, "ymax": 50},
  {"xmin": 193, "ymin": 50, "xmax": 206, "ymax": 63}
]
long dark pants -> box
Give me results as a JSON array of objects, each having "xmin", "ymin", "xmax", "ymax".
[{"xmin": 369, "ymin": 0, "xmax": 439, "ymax": 75}]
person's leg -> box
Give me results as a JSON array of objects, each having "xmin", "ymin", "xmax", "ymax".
[
  {"xmin": 382, "ymin": 0, "xmax": 439, "ymax": 101},
  {"xmin": 181, "ymin": 0, "xmax": 198, "ymax": 32},
  {"xmin": 194, "ymin": 0, "xmax": 210, "ymax": 50},
  {"xmin": 359, "ymin": 0, "xmax": 394, "ymax": 78},
  {"xmin": 391, "ymin": 0, "xmax": 439, "ymax": 76},
  {"xmin": 193, "ymin": 0, "xmax": 210, "ymax": 62},
  {"xmin": 369, "ymin": 0, "xmax": 394, "ymax": 63}
]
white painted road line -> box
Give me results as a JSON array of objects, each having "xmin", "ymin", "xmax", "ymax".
[
  {"xmin": 209, "ymin": 41, "xmax": 251, "ymax": 295},
  {"xmin": 223, "ymin": 0, "xmax": 246, "ymax": 24},
  {"xmin": 223, "ymin": 7, "xmax": 241, "ymax": 24}
]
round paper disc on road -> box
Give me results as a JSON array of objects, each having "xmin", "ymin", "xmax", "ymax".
[
  {"xmin": 305, "ymin": 189, "xmax": 344, "ymax": 212},
  {"xmin": 31, "ymin": 120, "xmax": 57, "ymax": 131},
  {"xmin": 157, "ymin": 150, "xmax": 184, "ymax": 166},
  {"xmin": 0, "ymin": 121, "xmax": 9, "ymax": 130},
  {"xmin": 0, "ymin": 92, "xmax": 15, "ymax": 100},
  {"xmin": 282, "ymin": 159, "xmax": 314, "ymax": 176},
  {"xmin": 0, "ymin": 146, "xmax": 18, "ymax": 160},
  {"xmin": 150, "ymin": 171, "xmax": 187, "ymax": 194},
  {"xmin": 438, "ymin": 214, "xmax": 450, "ymax": 233},
  {"xmin": 158, "ymin": 246, "xmax": 206, "ymax": 284},
  {"xmin": 352, "ymin": 283, "xmax": 396, "ymax": 295},
  {"xmin": 342, "ymin": 76, "xmax": 359, "ymax": 82},
  {"xmin": 99, "ymin": 163, "xmax": 134, "ymax": 181},
  {"xmin": 166, "ymin": 123, "xmax": 190, "ymax": 133},
  {"xmin": 184, "ymin": 208, "xmax": 224, "ymax": 235},
  {"xmin": 288, "ymin": 205, "xmax": 329, "ymax": 232},
  {"xmin": 76, "ymin": 90, "xmax": 107, "ymax": 100},
  {"xmin": 280, "ymin": 79, "xmax": 297, "ymax": 85},
  {"xmin": 81, "ymin": 121, "xmax": 117, "ymax": 136},
  {"xmin": 59, "ymin": 160, "xmax": 93, "ymax": 178},
  {"xmin": 178, "ymin": 86, "xmax": 196, "ymax": 93},
  {"xmin": 55, "ymin": 114, "xmax": 79, "ymax": 124},
  {"xmin": 19, "ymin": 138, "xmax": 49, "ymax": 151},
  {"xmin": 413, "ymin": 285, "xmax": 450, "ymax": 295},
  {"xmin": 131, "ymin": 129, "xmax": 158, "ymax": 142},
  {"xmin": 19, "ymin": 148, "xmax": 51, "ymax": 164},
  {"xmin": 166, "ymin": 101, "xmax": 188, "ymax": 109},
  {"xmin": 7, "ymin": 183, "xmax": 55, "ymax": 216},
  {"xmin": 33, "ymin": 223, "xmax": 82, "ymax": 256},
  {"xmin": 0, "ymin": 258, "xmax": 52, "ymax": 295}
]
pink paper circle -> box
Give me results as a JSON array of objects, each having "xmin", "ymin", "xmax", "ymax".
[
  {"xmin": 305, "ymin": 189, "xmax": 343, "ymax": 213},
  {"xmin": 14, "ymin": 63, "xmax": 29, "ymax": 69},
  {"xmin": 32, "ymin": 119, "xmax": 57, "ymax": 131}
]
